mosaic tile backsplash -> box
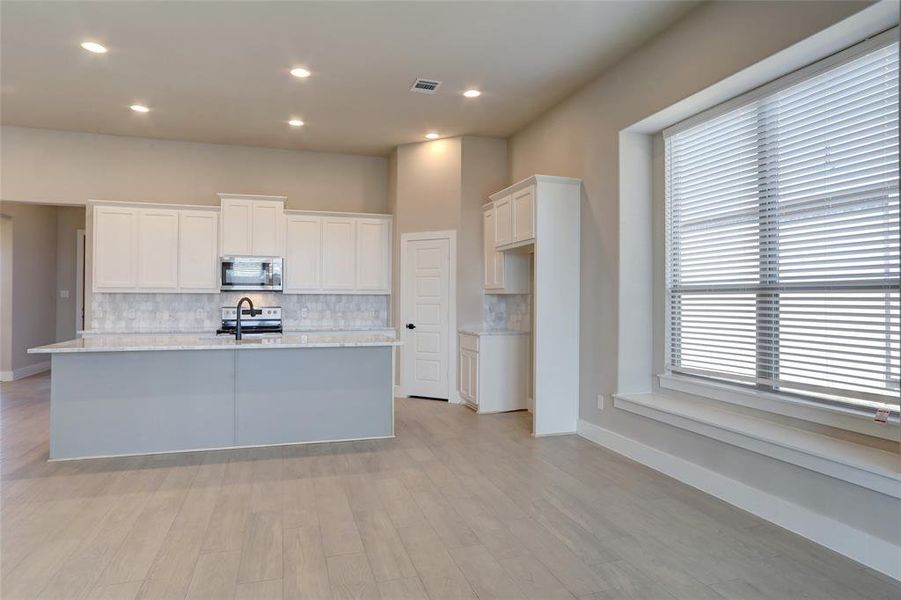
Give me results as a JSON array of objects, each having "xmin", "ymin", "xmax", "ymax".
[
  {"xmin": 90, "ymin": 293, "xmax": 390, "ymax": 333},
  {"xmin": 483, "ymin": 294, "xmax": 531, "ymax": 332}
]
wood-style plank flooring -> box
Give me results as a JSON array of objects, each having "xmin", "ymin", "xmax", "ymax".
[{"xmin": 2, "ymin": 373, "xmax": 898, "ymax": 599}]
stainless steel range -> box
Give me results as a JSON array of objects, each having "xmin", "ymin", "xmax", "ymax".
[{"xmin": 217, "ymin": 306, "xmax": 282, "ymax": 336}]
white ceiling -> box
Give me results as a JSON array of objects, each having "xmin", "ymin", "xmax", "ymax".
[{"xmin": 0, "ymin": 1, "xmax": 698, "ymax": 156}]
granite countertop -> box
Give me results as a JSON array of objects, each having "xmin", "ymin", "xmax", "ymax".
[
  {"xmin": 30, "ymin": 332, "xmax": 402, "ymax": 354},
  {"xmin": 78, "ymin": 327, "xmax": 397, "ymax": 336},
  {"xmin": 458, "ymin": 328, "xmax": 530, "ymax": 336}
]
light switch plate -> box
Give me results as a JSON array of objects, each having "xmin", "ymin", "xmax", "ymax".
[
  {"xmin": 597, "ymin": 393, "xmax": 605, "ymax": 410},
  {"xmin": 60, "ymin": 290, "xmax": 69, "ymax": 299}
]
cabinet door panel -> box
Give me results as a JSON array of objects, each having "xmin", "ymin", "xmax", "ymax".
[
  {"xmin": 285, "ymin": 215, "xmax": 322, "ymax": 292},
  {"xmin": 494, "ymin": 196, "xmax": 513, "ymax": 247},
  {"xmin": 220, "ymin": 199, "xmax": 253, "ymax": 256},
  {"xmin": 483, "ymin": 208, "xmax": 495, "ymax": 288},
  {"xmin": 459, "ymin": 350, "xmax": 471, "ymax": 400},
  {"xmin": 322, "ymin": 218, "xmax": 356, "ymax": 290},
  {"xmin": 94, "ymin": 207, "xmax": 138, "ymax": 290},
  {"xmin": 512, "ymin": 186, "xmax": 535, "ymax": 242},
  {"xmin": 251, "ymin": 201, "xmax": 283, "ymax": 256},
  {"xmin": 178, "ymin": 211, "xmax": 219, "ymax": 292},
  {"xmin": 356, "ymin": 219, "xmax": 390, "ymax": 292},
  {"xmin": 138, "ymin": 209, "xmax": 179, "ymax": 289},
  {"xmin": 469, "ymin": 352, "xmax": 479, "ymax": 405}
]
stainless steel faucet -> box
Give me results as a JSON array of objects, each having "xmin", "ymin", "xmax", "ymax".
[{"xmin": 235, "ymin": 297, "xmax": 260, "ymax": 340}]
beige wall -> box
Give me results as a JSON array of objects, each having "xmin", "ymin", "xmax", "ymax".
[
  {"xmin": 55, "ymin": 207, "xmax": 85, "ymax": 341},
  {"xmin": 459, "ymin": 137, "xmax": 507, "ymax": 328},
  {"xmin": 0, "ymin": 126, "xmax": 388, "ymax": 213},
  {"xmin": 508, "ymin": 0, "xmax": 871, "ymax": 427},
  {"xmin": 0, "ymin": 216, "xmax": 11, "ymax": 374},
  {"xmin": 0, "ymin": 202, "xmax": 58, "ymax": 373},
  {"xmin": 506, "ymin": 0, "xmax": 895, "ymax": 545},
  {"xmin": 391, "ymin": 136, "xmax": 507, "ymax": 384}
]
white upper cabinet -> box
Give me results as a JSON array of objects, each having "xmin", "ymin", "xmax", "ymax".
[
  {"xmin": 284, "ymin": 215, "xmax": 322, "ymax": 292},
  {"xmin": 483, "ymin": 204, "xmax": 528, "ymax": 294},
  {"xmin": 284, "ymin": 212, "xmax": 391, "ymax": 294},
  {"xmin": 483, "ymin": 206, "xmax": 498, "ymax": 288},
  {"xmin": 219, "ymin": 198, "xmax": 253, "ymax": 255},
  {"xmin": 93, "ymin": 203, "xmax": 220, "ymax": 293},
  {"xmin": 321, "ymin": 218, "xmax": 356, "ymax": 291},
  {"xmin": 355, "ymin": 218, "xmax": 390, "ymax": 292},
  {"xmin": 178, "ymin": 210, "xmax": 219, "ymax": 292},
  {"xmin": 251, "ymin": 200, "xmax": 284, "ymax": 256},
  {"xmin": 511, "ymin": 185, "xmax": 535, "ymax": 243},
  {"xmin": 219, "ymin": 194, "xmax": 285, "ymax": 257},
  {"xmin": 137, "ymin": 209, "xmax": 179, "ymax": 290},
  {"xmin": 494, "ymin": 195, "xmax": 513, "ymax": 247},
  {"xmin": 94, "ymin": 205, "xmax": 138, "ymax": 290}
]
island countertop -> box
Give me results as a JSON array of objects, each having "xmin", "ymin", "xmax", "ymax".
[{"xmin": 29, "ymin": 332, "xmax": 401, "ymax": 354}]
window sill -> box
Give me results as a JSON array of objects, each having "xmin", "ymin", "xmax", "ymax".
[
  {"xmin": 658, "ymin": 372, "xmax": 898, "ymax": 442},
  {"xmin": 613, "ymin": 391, "xmax": 900, "ymax": 499}
]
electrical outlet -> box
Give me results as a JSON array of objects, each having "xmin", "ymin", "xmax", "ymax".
[
  {"xmin": 195, "ymin": 309, "xmax": 205, "ymax": 319},
  {"xmin": 127, "ymin": 310, "xmax": 136, "ymax": 319},
  {"xmin": 597, "ymin": 393, "xmax": 605, "ymax": 410},
  {"xmin": 60, "ymin": 289, "xmax": 69, "ymax": 299},
  {"xmin": 301, "ymin": 307, "xmax": 309, "ymax": 318}
]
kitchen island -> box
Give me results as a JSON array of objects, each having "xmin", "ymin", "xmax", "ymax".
[{"xmin": 29, "ymin": 333, "xmax": 400, "ymax": 460}]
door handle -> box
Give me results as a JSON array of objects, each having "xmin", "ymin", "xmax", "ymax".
[{"xmin": 405, "ymin": 323, "xmax": 416, "ymax": 330}]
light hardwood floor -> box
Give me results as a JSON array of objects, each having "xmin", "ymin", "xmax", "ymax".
[{"xmin": 2, "ymin": 373, "xmax": 898, "ymax": 600}]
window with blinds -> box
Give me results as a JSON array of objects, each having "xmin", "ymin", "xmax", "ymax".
[{"xmin": 664, "ymin": 32, "xmax": 899, "ymax": 415}]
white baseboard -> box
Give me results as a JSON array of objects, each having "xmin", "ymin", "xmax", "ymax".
[
  {"xmin": 393, "ymin": 384, "xmax": 406, "ymax": 399},
  {"xmin": 0, "ymin": 361, "xmax": 50, "ymax": 382},
  {"xmin": 577, "ymin": 418, "xmax": 901, "ymax": 581}
]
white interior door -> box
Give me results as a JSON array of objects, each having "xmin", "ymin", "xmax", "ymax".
[{"xmin": 403, "ymin": 236, "xmax": 451, "ymax": 399}]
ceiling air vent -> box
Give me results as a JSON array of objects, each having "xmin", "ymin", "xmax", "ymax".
[{"xmin": 410, "ymin": 78, "xmax": 442, "ymax": 95}]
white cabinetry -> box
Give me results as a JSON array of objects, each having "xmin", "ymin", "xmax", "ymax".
[
  {"xmin": 178, "ymin": 210, "xmax": 219, "ymax": 292},
  {"xmin": 458, "ymin": 332, "xmax": 529, "ymax": 413},
  {"xmin": 137, "ymin": 209, "xmax": 179, "ymax": 290},
  {"xmin": 322, "ymin": 218, "xmax": 356, "ymax": 291},
  {"xmin": 284, "ymin": 215, "xmax": 322, "ymax": 292},
  {"xmin": 251, "ymin": 200, "xmax": 284, "ymax": 256},
  {"xmin": 218, "ymin": 194, "xmax": 284, "ymax": 257},
  {"xmin": 94, "ymin": 205, "xmax": 138, "ymax": 290},
  {"xmin": 511, "ymin": 185, "xmax": 535, "ymax": 244},
  {"xmin": 356, "ymin": 219, "xmax": 390, "ymax": 292},
  {"xmin": 92, "ymin": 203, "xmax": 220, "ymax": 293},
  {"xmin": 483, "ymin": 204, "xmax": 529, "ymax": 294},
  {"xmin": 494, "ymin": 195, "xmax": 513, "ymax": 247},
  {"xmin": 284, "ymin": 212, "xmax": 391, "ymax": 294},
  {"xmin": 485, "ymin": 175, "xmax": 581, "ymax": 435}
]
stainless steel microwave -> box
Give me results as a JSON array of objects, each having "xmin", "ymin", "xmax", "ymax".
[{"xmin": 220, "ymin": 256, "xmax": 283, "ymax": 291}]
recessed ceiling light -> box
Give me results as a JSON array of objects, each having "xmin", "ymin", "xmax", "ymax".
[
  {"xmin": 80, "ymin": 41, "xmax": 107, "ymax": 54},
  {"xmin": 290, "ymin": 67, "xmax": 311, "ymax": 78},
  {"xmin": 288, "ymin": 119, "xmax": 304, "ymax": 127},
  {"xmin": 463, "ymin": 89, "xmax": 481, "ymax": 98},
  {"xmin": 424, "ymin": 132, "xmax": 440, "ymax": 140},
  {"xmin": 130, "ymin": 104, "xmax": 150, "ymax": 113}
]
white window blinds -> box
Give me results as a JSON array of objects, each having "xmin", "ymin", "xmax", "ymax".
[{"xmin": 664, "ymin": 33, "xmax": 899, "ymax": 414}]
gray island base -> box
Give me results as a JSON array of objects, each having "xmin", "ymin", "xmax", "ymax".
[{"xmin": 32, "ymin": 335, "xmax": 398, "ymax": 460}]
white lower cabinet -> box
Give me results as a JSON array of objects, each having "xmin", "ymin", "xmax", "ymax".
[{"xmin": 458, "ymin": 331, "xmax": 529, "ymax": 413}]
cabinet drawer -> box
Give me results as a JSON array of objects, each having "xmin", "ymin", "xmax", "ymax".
[{"xmin": 459, "ymin": 334, "xmax": 479, "ymax": 353}]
